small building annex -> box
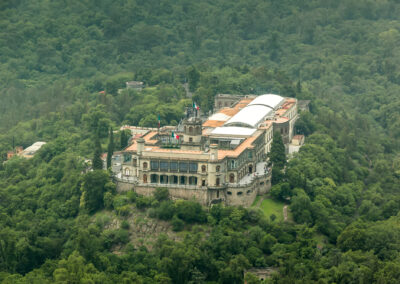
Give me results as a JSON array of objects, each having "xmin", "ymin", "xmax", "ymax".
[{"xmin": 116, "ymin": 94, "xmax": 298, "ymax": 207}]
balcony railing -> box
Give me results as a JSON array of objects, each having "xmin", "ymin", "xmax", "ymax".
[{"xmin": 138, "ymin": 182, "xmax": 207, "ymax": 190}]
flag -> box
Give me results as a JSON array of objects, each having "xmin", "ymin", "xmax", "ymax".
[
  {"xmin": 158, "ymin": 114, "xmax": 161, "ymax": 128},
  {"xmin": 193, "ymin": 102, "xmax": 199, "ymax": 110},
  {"xmin": 171, "ymin": 132, "xmax": 180, "ymax": 140}
]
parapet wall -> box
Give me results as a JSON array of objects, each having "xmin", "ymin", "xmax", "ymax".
[
  {"xmin": 115, "ymin": 172, "xmax": 271, "ymax": 207},
  {"xmin": 225, "ymin": 174, "xmax": 271, "ymax": 206}
]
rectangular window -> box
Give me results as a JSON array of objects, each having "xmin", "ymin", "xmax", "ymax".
[
  {"xmin": 151, "ymin": 161, "xmax": 159, "ymax": 170},
  {"xmin": 189, "ymin": 163, "xmax": 198, "ymax": 172},
  {"xmin": 229, "ymin": 160, "xmax": 237, "ymax": 170},
  {"xmin": 170, "ymin": 162, "xmax": 178, "ymax": 171},
  {"xmin": 179, "ymin": 162, "xmax": 188, "ymax": 172},
  {"xmin": 160, "ymin": 161, "xmax": 169, "ymax": 171},
  {"xmin": 124, "ymin": 154, "xmax": 132, "ymax": 162}
]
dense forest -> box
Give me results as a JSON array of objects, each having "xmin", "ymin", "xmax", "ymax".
[{"xmin": 1, "ymin": 0, "xmax": 400, "ymax": 283}]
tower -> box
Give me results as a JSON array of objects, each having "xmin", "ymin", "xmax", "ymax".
[{"xmin": 180, "ymin": 107, "xmax": 203, "ymax": 150}]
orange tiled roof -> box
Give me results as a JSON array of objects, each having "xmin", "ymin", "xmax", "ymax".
[
  {"xmin": 219, "ymin": 108, "xmax": 240, "ymax": 116},
  {"xmin": 293, "ymin": 135, "xmax": 304, "ymax": 140},
  {"xmin": 234, "ymin": 98, "xmax": 253, "ymax": 109},
  {"xmin": 203, "ymin": 120, "xmax": 226, "ymax": 128},
  {"xmin": 148, "ymin": 148, "xmax": 204, "ymax": 155},
  {"xmin": 217, "ymin": 131, "xmax": 262, "ymax": 159},
  {"xmin": 202, "ymin": 97, "xmax": 253, "ymax": 128},
  {"xmin": 258, "ymin": 121, "xmax": 273, "ymax": 129},
  {"xmin": 274, "ymin": 117, "xmax": 289, "ymax": 123},
  {"xmin": 142, "ymin": 131, "xmax": 158, "ymax": 144},
  {"xmin": 125, "ymin": 142, "xmax": 137, "ymax": 151},
  {"xmin": 125, "ymin": 130, "xmax": 158, "ymax": 151}
]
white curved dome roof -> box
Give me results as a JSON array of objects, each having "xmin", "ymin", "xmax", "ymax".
[
  {"xmin": 224, "ymin": 104, "xmax": 273, "ymax": 128},
  {"xmin": 248, "ymin": 94, "xmax": 284, "ymax": 110}
]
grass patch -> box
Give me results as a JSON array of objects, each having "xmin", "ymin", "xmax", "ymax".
[
  {"xmin": 251, "ymin": 196, "xmax": 261, "ymax": 207},
  {"xmin": 259, "ymin": 199, "xmax": 284, "ymax": 222}
]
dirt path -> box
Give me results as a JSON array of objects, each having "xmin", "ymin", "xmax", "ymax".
[
  {"xmin": 283, "ymin": 205, "xmax": 288, "ymax": 221},
  {"xmin": 255, "ymin": 196, "xmax": 265, "ymax": 207}
]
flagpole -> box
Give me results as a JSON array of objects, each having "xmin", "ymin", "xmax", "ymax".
[{"xmin": 158, "ymin": 114, "xmax": 160, "ymax": 134}]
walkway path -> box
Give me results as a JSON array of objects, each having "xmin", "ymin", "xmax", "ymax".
[{"xmin": 283, "ymin": 205, "xmax": 288, "ymax": 222}]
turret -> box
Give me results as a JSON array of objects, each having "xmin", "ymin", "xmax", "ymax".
[
  {"xmin": 210, "ymin": 144, "xmax": 218, "ymax": 161},
  {"xmin": 182, "ymin": 117, "xmax": 202, "ymax": 144}
]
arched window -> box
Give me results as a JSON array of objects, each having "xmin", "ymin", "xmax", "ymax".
[
  {"xmin": 143, "ymin": 162, "xmax": 148, "ymax": 169},
  {"xmin": 151, "ymin": 174, "xmax": 158, "ymax": 183},
  {"xmin": 201, "ymin": 165, "xmax": 206, "ymax": 172},
  {"xmin": 189, "ymin": 126, "xmax": 193, "ymax": 134},
  {"xmin": 189, "ymin": 137, "xmax": 193, "ymax": 142},
  {"xmin": 143, "ymin": 174, "xmax": 147, "ymax": 183},
  {"xmin": 125, "ymin": 168, "xmax": 130, "ymax": 176},
  {"xmin": 229, "ymin": 173, "xmax": 235, "ymax": 183},
  {"xmin": 216, "ymin": 165, "xmax": 220, "ymax": 172},
  {"xmin": 216, "ymin": 178, "xmax": 220, "ymax": 186},
  {"xmin": 248, "ymin": 164, "xmax": 253, "ymax": 174}
]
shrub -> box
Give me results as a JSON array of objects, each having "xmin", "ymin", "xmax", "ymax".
[
  {"xmin": 155, "ymin": 201, "xmax": 175, "ymax": 220},
  {"xmin": 175, "ymin": 200, "xmax": 206, "ymax": 223},
  {"xmin": 171, "ymin": 215, "xmax": 184, "ymax": 232},
  {"xmin": 116, "ymin": 205, "xmax": 131, "ymax": 217},
  {"xmin": 154, "ymin": 188, "xmax": 169, "ymax": 201},
  {"xmin": 127, "ymin": 191, "xmax": 137, "ymax": 203},
  {"xmin": 136, "ymin": 195, "xmax": 153, "ymax": 209},
  {"xmin": 121, "ymin": 220, "xmax": 130, "ymax": 230}
]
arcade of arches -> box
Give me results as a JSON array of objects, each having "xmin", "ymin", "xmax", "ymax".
[{"xmin": 147, "ymin": 174, "xmax": 199, "ymax": 186}]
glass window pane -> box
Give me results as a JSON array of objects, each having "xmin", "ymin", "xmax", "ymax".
[
  {"xmin": 170, "ymin": 162, "xmax": 178, "ymax": 171},
  {"xmin": 179, "ymin": 162, "xmax": 188, "ymax": 172},
  {"xmin": 151, "ymin": 161, "xmax": 159, "ymax": 170},
  {"xmin": 160, "ymin": 161, "xmax": 169, "ymax": 171},
  {"xmin": 189, "ymin": 163, "xmax": 198, "ymax": 172}
]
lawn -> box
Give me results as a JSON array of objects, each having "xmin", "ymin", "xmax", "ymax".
[
  {"xmin": 251, "ymin": 196, "xmax": 261, "ymax": 207},
  {"xmin": 259, "ymin": 198, "xmax": 285, "ymax": 222}
]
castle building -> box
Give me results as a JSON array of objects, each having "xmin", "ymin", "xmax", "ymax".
[{"xmin": 116, "ymin": 94, "xmax": 298, "ymax": 206}]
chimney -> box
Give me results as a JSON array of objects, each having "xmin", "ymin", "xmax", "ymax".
[{"xmin": 137, "ymin": 138, "xmax": 145, "ymax": 155}]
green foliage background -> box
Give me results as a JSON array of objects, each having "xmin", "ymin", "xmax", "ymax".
[{"xmin": 0, "ymin": 0, "xmax": 400, "ymax": 283}]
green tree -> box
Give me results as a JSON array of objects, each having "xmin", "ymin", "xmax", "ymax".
[
  {"xmin": 81, "ymin": 170, "xmax": 110, "ymax": 213},
  {"xmin": 106, "ymin": 127, "xmax": 114, "ymax": 169},
  {"xmin": 268, "ymin": 131, "xmax": 286, "ymax": 168},
  {"xmin": 120, "ymin": 130, "xmax": 129, "ymax": 149},
  {"xmin": 92, "ymin": 136, "xmax": 103, "ymax": 170},
  {"xmin": 187, "ymin": 66, "xmax": 200, "ymax": 92}
]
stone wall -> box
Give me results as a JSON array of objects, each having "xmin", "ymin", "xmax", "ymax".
[
  {"xmin": 116, "ymin": 181, "xmax": 135, "ymax": 192},
  {"xmin": 225, "ymin": 174, "xmax": 271, "ymax": 206},
  {"xmin": 135, "ymin": 185, "xmax": 209, "ymax": 205},
  {"xmin": 116, "ymin": 172, "xmax": 271, "ymax": 207}
]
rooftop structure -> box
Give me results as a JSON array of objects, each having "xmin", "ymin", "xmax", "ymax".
[
  {"xmin": 116, "ymin": 94, "xmax": 299, "ymax": 206},
  {"xmin": 126, "ymin": 81, "xmax": 144, "ymax": 91},
  {"xmin": 19, "ymin": 142, "xmax": 46, "ymax": 159}
]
